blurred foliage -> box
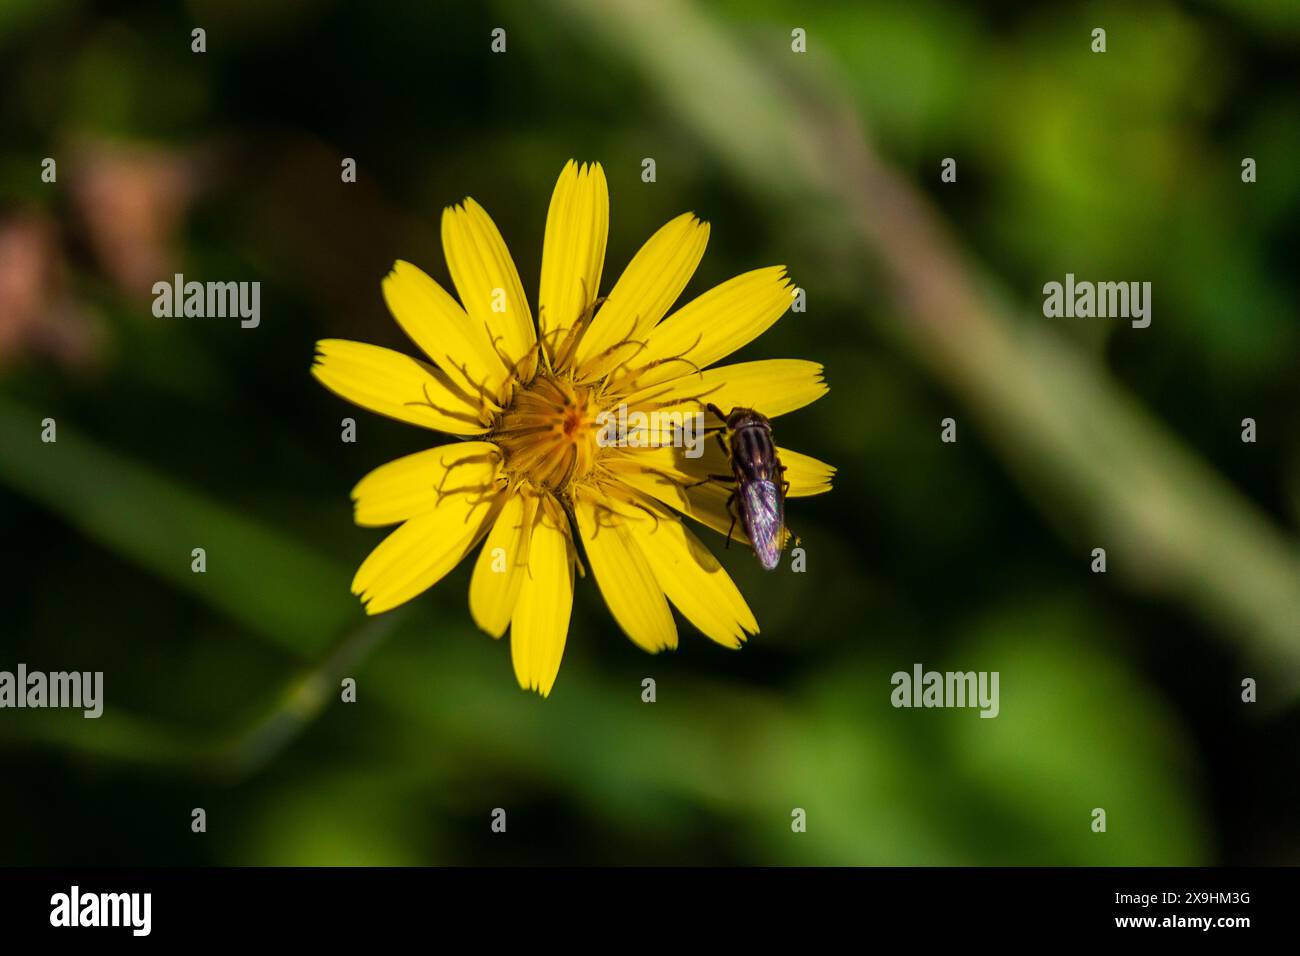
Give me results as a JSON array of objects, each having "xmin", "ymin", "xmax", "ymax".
[{"xmin": 0, "ymin": 0, "xmax": 1297, "ymax": 864}]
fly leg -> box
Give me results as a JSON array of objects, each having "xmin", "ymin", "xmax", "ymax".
[
  {"xmin": 684, "ymin": 472, "xmax": 734, "ymax": 489},
  {"xmin": 723, "ymin": 490, "xmax": 739, "ymax": 549}
]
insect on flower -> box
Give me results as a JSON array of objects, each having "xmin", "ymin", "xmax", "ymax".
[
  {"xmin": 311, "ymin": 159, "xmax": 834, "ymax": 696},
  {"xmin": 706, "ymin": 404, "xmax": 787, "ymax": 571}
]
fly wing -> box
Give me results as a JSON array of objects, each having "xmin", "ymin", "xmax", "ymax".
[{"xmin": 742, "ymin": 480, "xmax": 784, "ymax": 571}]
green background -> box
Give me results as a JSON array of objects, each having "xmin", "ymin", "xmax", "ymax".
[{"xmin": 1, "ymin": 0, "xmax": 1297, "ymax": 864}]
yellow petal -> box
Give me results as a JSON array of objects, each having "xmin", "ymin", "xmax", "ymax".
[
  {"xmin": 622, "ymin": 359, "xmax": 827, "ymax": 422},
  {"xmin": 629, "ymin": 501, "xmax": 758, "ymax": 648},
  {"xmin": 607, "ymin": 463, "xmax": 748, "ymax": 546},
  {"xmin": 381, "ymin": 260, "xmax": 510, "ymax": 405},
  {"xmin": 510, "ymin": 495, "xmax": 574, "ymax": 697},
  {"xmin": 352, "ymin": 488, "xmax": 503, "ymax": 615},
  {"xmin": 780, "ymin": 447, "xmax": 836, "ymax": 497},
  {"xmin": 605, "ymin": 443, "xmax": 730, "ymax": 487},
  {"xmin": 608, "ymin": 442, "xmax": 832, "ymax": 560},
  {"xmin": 351, "ymin": 441, "xmax": 502, "ymax": 527},
  {"xmin": 538, "ymin": 161, "xmax": 608, "ymax": 370},
  {"xmin": 469, "ymin": 490, "xmax": 534, "ymax": 638},
  {"xmin": 573, "ymin": 213, "xmax": 709, "ymax": 381},
  {"xmin": 574, "ymin": 489, "xmax": 678, "ymax": 653},
  {"xmin": 312, "ymin": 339, "xmax": 488, "ymax": 435},
  {"xmin": 442, "ymin": 198, "xmax": 537, "ymax": 381},
  {"xmin": 615, "ymin": 267, "xmax": 795, "ymax": 392},
  {"xmin": 608, "ymin": 443, "xmax": 833, "ymax": 499}
]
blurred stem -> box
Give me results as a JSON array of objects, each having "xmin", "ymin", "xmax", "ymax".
[
  {"xmin": 0, "ymin": 396, "xmax": 399, "ymax": 776},
  {"xmin": 557, "ymin": 0, "xmax": 1300, "ymax": 676},
  {"xmin": 0, "ymin": 614, "xmax": 402, "ymax": 782},
  {"xmin": 0, "ymin": 396, "xmax": 355, "ymax": 657},
  {"xmin": 211, "ymin": 612, "xmax": 403, "ymax": 781}
]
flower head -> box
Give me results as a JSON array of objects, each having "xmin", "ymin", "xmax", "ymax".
[{"xmin": 312, "ymin": 160, "xmax": 833, "ymax": 696}]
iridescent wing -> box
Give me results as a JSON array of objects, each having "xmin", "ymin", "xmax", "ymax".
[{"xmin": 741, "ymin": 479, "xmax": 784, "ymax": 571}]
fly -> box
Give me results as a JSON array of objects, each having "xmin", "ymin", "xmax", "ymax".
[{"xmin": 706, "ymin": 403, "xmax": 788, "ymax": 571}]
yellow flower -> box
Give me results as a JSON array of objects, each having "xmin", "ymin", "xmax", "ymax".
[{"xmin": 312, "ymin": 160, "xmax": 833, "ymax": 696}]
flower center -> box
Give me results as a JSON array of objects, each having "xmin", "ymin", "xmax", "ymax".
[{"xmin": 492, "ymin": 372, "xmax": 602, "ymax": 493}]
